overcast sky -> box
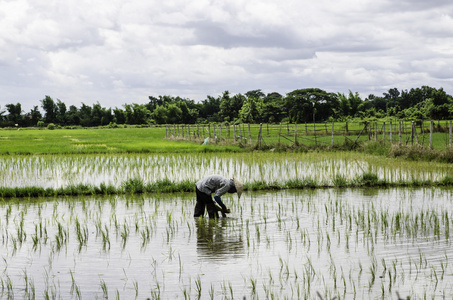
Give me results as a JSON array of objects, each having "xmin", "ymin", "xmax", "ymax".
[{"xmin": 1, "ymin": 0, "xmax": 453, "ymax": 112}]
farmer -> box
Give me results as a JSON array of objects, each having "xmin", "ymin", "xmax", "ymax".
[{"xmin": 194, "ymin": 175, "xmax": 243, "ymax": 219}]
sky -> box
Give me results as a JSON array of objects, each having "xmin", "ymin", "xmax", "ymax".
[{"xmin": 1, "ymin": 0, "xmax": 453, "ymax": 112}]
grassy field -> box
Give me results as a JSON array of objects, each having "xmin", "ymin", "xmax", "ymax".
[{"xmin": 0, "ymin": 126, "xmax": 243, "ymax": 155}]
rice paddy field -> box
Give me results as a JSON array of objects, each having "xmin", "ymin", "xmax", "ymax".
[
  {"xmin": 2, "ymin": 127, "xmax": 453, "ymax": 299},
  {"xmin": 1, "ymin": 188, "xmax": 453, "ymax": 299},
  {"xmin": 1, "ymin": 152, "xmax": 453, "ymax": 190}
]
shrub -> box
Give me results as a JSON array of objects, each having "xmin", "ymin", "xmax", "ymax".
[{"xmin": 47, "ymin": 123, "xmax": 56, "ymax": 130}]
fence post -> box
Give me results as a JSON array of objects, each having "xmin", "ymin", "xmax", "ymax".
[
  {"xmin": 448, "ymin": 120, "xmax": 453, "ymax": 147},
  {"xmin": 399, "ymin": 121, "xmax": 402, "ymax": 146},
  {"xmin": 258, "ymin": 123, "xmax": 263, "ymax": 148},
  {"xmin": 219, "ymin": 124, "xmax": 222, "ymax": 141},
  {"xmin": 382, "ymin": 122, "xmax": 385, "ymax": 144},
  {"xmin": 331, "ymin": 122, "xmax": 334, "ymax": 146},
  {"xmin": 411, "ymin": 121, "xmax": 414, "ymax": 145},
  {"xmin": 294, "ymin": 123, "xmax": 298, "ymax": 145},
  {"xmin": 389, "ymin": 121, "xmax": 392, "ymax": 144},
  {"xmin": 374, "ymin": 122, "xmax": 377, "ymax": 141},
  {"xmin": 227, "ymin": 124, "xmax": 230, "ymax": 142},
  {"xmin": 279, "ymin": 122, "xmax": 282, "ymax": 144},
  {"xmin": 238, "ymin": 124, "xmax": 242, "ymax": 142},
  {"xmin": 248, "ymin": 123, "xmax": 252, "ymax": 145},
  {"xmin": 430, "ymin": 120, "xmax": 433, "ymax": 150},
  {"xmin": 233, "ymin": 125, "xmax": 236, "ymax": 142}
]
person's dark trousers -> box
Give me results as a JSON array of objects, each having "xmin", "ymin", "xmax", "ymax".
[{"xmin": 194, "ymin": 187, "xmax": 219, "ymax": 219}]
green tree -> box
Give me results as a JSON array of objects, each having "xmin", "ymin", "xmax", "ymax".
[
  {"xmin": 41, "ymin": 96, "xmax": 57, "ymax": 124},
  {"xmin": 219, "ymin": 91, "xmax": 245, "ymax": 122},
  {"xmin": 261, "ymin": 92, "xmax": 286, "ymax": 123},
  {"xmin": 124, "ymin": 104, "xmax": 151, "ymax": 125},
  {"xmin": 151, "ymin": 105, "xmax": 168, "ymax": 124},
  {"xmin": 285, "ymin": 88, "xmax": 339, "ymax": 123},
  {"xmin": 28, "ymin": 106, "xmax": 42, "ymax": 126},
  {"xmin": 113, "ymin": 108, "xmax": 126, "ymax": 124},
  {"xmin": 56, "ymin": 99, "xmax": 67, "ymax": 125},
  {"xmin": 5, "ymin": 103, "xmax": 23, "ymax": 126},
  {"xmin": 239, "ymin": 96, "xmax": 262, "ymax": 123},
  {"xmin": 198, "ymin": 95, "xmax": 221, "ymax": 123}
]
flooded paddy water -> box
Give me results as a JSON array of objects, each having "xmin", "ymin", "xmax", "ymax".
[{"xmin": 1, "ymin": 188, "xmax": 453, "ymax": 299}]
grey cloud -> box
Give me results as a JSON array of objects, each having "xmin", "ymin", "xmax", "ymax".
[{"xmin": 183, "ymin": 20, "xmax": 305, "ymax": 49}]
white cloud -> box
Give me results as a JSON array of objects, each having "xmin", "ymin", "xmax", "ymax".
[{"xmin": 0, "ymin": 0, "xmax": 452, "ymax": 112}]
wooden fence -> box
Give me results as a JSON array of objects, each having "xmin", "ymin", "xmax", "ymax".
[{"xmin": 166, "ymin": 120, "xmax": 453, "ymax": 150}]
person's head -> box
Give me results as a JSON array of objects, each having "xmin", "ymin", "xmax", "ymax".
[{"xmin": 232, "ymin": 177, "xmax": 244, "ymax": 199}]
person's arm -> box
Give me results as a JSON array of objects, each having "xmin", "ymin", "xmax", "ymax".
[{"xmin": 213, "ymin": 195, "xmax": 226, "ymax": 210}]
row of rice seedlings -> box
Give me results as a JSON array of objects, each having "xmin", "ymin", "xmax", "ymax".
[
  {"xmin": 1, "ymin": 151, "xmax": 452, "ymax": 189},
  {"xmin": 2, "ymin": 171, "xmax": 453, "ymax": 200}
]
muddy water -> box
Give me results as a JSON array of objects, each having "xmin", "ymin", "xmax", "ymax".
[{"xmin": 1, "ymin": 188, "xmax": 452, "ymax": 299}]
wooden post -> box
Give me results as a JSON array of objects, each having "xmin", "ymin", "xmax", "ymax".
[
  {"xmin": 219, "ymin": 124, "xmax": 222, "ymax": 141},
  {"xmin": 374, "ymin": 122, "xmax": 377, "ymax": 141},
  {"xmin": 331, "ymin": 122, "xmax": 335, "ymax": 146},
  {"xmin": 313, "ymin": 121, "xmax": 317, "ymax": 145},
  {"xmin": 208, "ymin": 124, "xmax": 211, "ymax": 138},
  {"xmin": 238, "ymin": 124, "xmax": 242, "ymax": 142},
  {"xmin": 294, "ymin": 123, "xmax": 298, "ymax": 145},
  {"xmin": 389, "ymin": 121, "xmax": 392, "ymax": 144},
  {"xmin": 258, "ymin": 123, "xmax": 263, "ymax": 148},
  {"xmin": 411, "ymin": 121, "xmax": 414, "ymax": 145},
  {"xmin": 279, "ymin": 122, "xmax": 282, "ymax": 144},
  {"xmin": 382, "ymin": 122, "xmax": 385, "ymax": 144},
  {"xmin": 267, "ymin": 123, "xmax": 269, "ymax": 135},
  {"xmin": 227, "ymin": 124, "xmax": 230, "ymax": 142},
  {"xmin": 399, "ymin": 121, "xmax": 402, "ymax": 146},
  {"xmin": 448, "ymin": 120, "xmax": 453, "ymax": 147},
  {"xmin": 233, "ymin": 125, "xmax": 236, "ymax": 141},
  {"xmin": 430, "ymin": 120, "xmax": 433, "ymax": 150},
  {"xmin": 248, "ymin": 123, "xmax": 251, "ymax": 145}
]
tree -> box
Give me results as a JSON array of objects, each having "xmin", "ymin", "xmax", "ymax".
[
  {"xmin": 41, "ymin": 96, "xmax": 57, "ymax": 124},
  {"xmin": 124, "ymin": 104, "xmax": 151, "ymax": 125},
  {"xmin": 113, "ymin": 108, "xmax": 126, "ymax": 124},
  {"xmin": 239, "ymin": 96, "xmax": 262, "ymax": 123},
  {"xmin": 219, "ymin": 91, "xmax": 245, "ymax": 122},
  {"xmin": 56, "ymin": 99, "xmax": 67, "ymax": 125},
  {"xmin": 261, "ymin": 92, "xmax": 286, "ymax": 123},
  {"xmin": 198, "ymin": 95, "xmax": 221, "ymax": 123},
  {"xmin": 28, "ymin": 106, "xmax": 42, "ymax": 126},
  {"xmin": 151, "ymin": 105, "xmax": 168, "ymax": 124},
  {"xmin": 285, "ymin": 88, "xmax": 339, "ymax": 123},
  {"xmin": 5, "ymin": 103, "xmax": 23, "ymax": 125}
]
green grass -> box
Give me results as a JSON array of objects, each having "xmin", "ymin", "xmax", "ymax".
[{"xmin": 0, "ymin": 127, "xmax": 243, "ymax": 155}]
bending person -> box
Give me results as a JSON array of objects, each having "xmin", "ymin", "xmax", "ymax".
[{"xmin": 194, "ymin": 175, "xmax": 243, "ymax": 219}]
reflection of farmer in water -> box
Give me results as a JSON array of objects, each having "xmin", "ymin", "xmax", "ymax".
[
  {"xmin": 195, "ymin": 218, "xmax": 244, "ymax": 259},
  {"xmin": 194, "ymin": 175, "xmax": 244, "ymax": 219}
]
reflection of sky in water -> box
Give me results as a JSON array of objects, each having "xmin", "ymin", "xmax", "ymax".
[
  {"xmin": 1, "ymin": 153, "xmax": 452, "ymax": 188},
  {"xmin": 0, "ymin": 188, "xmax": 452, "ymax": 298}
]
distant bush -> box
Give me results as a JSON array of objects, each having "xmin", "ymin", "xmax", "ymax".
[
  {"xmin": 47, "ymin": 123, "xmax": 56, "ymax": 130},
  {"xmin": 37, "ymin": 121, "xmax": 45, "ymax": 127}
]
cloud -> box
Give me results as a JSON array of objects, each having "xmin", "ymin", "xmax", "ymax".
[{"xmin": 0, "ymin": 0, "xmax": 453, "ymax": 112}]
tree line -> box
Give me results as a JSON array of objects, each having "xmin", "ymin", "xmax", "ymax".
[{"xmin": 1, "ymin": 86, "xmax": 452, "ymax": 128}]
